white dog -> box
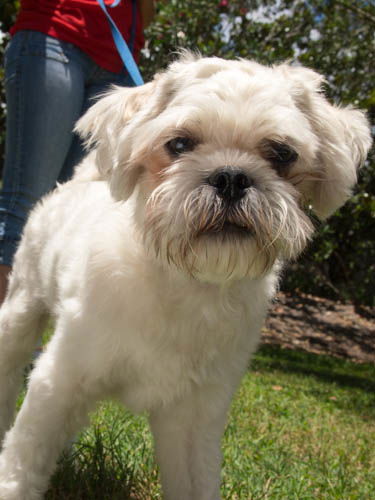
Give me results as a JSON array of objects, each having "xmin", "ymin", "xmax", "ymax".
[{"xmin": 0, "ymin": 53, "xmax": 371, "ymax": 500}]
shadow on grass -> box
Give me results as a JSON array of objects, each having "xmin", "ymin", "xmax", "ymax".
[
  {"xmin": 46, "ymin": 425, "xmax": 142, "ymax": 500},
  {"xmin": 250, "ymin": 345, "xmax": 375, "ymax": 420},
  {"xmin": 252, "ymin": 344, "xmax": 375, "ymax": 393}
]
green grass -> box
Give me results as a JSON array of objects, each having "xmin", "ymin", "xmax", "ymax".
[{"xmin": 43, "ymin": 346, "xmax": 375, "ymax": 499}]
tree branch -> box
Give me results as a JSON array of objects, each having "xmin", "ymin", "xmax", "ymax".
[{"xmin": 333, "ymin": 0, "xmax": 375, "ymax": 25}]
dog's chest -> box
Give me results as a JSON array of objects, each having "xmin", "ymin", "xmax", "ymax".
[{"xmin": 106, "ymin": 277, "xmax": 265, "ymax": 412}]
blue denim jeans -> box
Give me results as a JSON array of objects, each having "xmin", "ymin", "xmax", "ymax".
[{"xmin": 0, "ymin": 30, "xmax": 133, "ymax": 266}]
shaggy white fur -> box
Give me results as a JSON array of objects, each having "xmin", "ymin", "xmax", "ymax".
[{"xmin": 0, "ymin": 54, "xmax": 371, "ymax": 500}]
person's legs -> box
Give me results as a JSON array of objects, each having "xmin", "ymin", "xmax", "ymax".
[{"xmin": 0, "ymin": 31, "xmax": 88, "ymax": 301}]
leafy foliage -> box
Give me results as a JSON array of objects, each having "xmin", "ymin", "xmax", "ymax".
[{"xmin": 1, "ymin": 0, "xmax": 374, "ymax": 304}]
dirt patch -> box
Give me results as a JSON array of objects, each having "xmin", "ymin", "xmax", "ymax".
[{"xmin": 262, "ymin": 292, "xmax": 375, "ymax": 363}]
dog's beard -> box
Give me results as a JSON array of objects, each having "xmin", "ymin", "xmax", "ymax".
[{"xmin": 143, "ymin": 177, "xmax": 314, "ymax": 283}]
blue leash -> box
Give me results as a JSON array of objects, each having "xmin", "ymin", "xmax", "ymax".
[{"xmin": 96, "ymin": 0, "xmax": 144, "ymax": 86}]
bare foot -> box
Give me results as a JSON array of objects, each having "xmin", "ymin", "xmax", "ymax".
[{"xmin": 0, "ymin": 264, "xmax": 11, "ymax": 306}]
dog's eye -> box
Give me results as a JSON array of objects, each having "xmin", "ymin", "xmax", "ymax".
[
  {"xmin": 263, "ymin": 141, "xmax": 298, "ymax": 166},
  {"xmin": 166, "ymin": 137, "xmax": 196, "ymax": 157}
]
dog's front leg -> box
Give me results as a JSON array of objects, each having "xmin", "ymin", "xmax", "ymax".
[{"xmin": 150, "ymin": 385, "xmax": 232, "ymax": 500}]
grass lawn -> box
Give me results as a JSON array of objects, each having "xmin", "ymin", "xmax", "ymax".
[{"xmin": 43, "ymin": 345, "xmax": 375, "ymax": 499}]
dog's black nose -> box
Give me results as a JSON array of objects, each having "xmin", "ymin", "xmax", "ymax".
[{"xmin": 207, "ymin": 168, "xmax": 252, "ymax": 201}]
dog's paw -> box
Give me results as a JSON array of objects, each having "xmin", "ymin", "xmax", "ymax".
[
  {"xmin": 0, "ymin": 479, "xmax": 23, "ymax": 500},
  {"xmin": 0, "ymin": 480, "xmax": 42, "ymax": 500},
  {"xmin": 0, "ymin": 461, "xmax": 43, "ymax": 500}
]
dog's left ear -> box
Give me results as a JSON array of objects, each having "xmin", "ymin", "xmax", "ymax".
[
  {"xmin": 283, "ymin": 66, "xmax": 372, "ymax": 219},
  {"xmin": 75, "ymin": 82, "xmax": 156, "ymax": 180}
]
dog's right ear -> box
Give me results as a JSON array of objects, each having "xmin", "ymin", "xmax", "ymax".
[
  {"xmin": 75, "ymin": 82, "xmax": 156, "ymax": 179},
  {"xmin": 280, "ymin": 65, "xmax": 372, "ymax": 218}
]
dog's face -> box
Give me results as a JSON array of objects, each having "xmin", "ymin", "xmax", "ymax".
[{"xmin": 76, "ymin": 54, "xmax": 371, "ymax": 283}]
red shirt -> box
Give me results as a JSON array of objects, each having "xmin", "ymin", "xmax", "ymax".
[{"xmin": 10, "ymin": 0, "xmax": 145, "ymax": 73}]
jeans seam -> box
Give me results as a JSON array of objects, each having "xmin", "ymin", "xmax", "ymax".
[{"xmin": 2, "ymin": 32, "xmax": 26, "ymax": 252}]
